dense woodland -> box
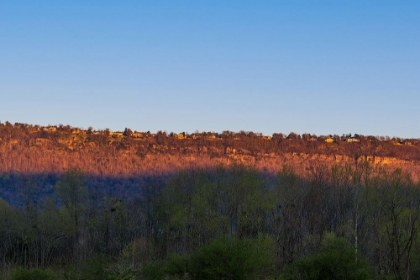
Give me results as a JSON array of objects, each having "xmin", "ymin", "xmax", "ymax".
[
  {"xmin": 1, "ymin": 122, "xmax": 420, "ymax": 279},
  {"xmin": 1, "ymin": 164, "xmax": 420, "ymax": 279}
]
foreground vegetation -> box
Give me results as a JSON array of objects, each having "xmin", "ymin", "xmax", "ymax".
[{"xmin": 1, "ymin": 163, "xmax": 420, "ymax": 279}]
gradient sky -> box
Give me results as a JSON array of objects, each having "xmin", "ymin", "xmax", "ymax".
[{"xmin": 1, "ymin": 1, "xmax": 419, "ymax": 138}]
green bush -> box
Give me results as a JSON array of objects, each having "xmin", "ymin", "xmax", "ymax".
[
  {"xmin": 165, "ymin": 255, "xmax": 189, "ymax": 278},
  {"xmin": 11, "ymin": 267, "xmax": 58, "ymax": 280},
  {"xmin": 62, "ymin": 256, "xmax": 135, "ymax": 280},
  {"xmin": 141, "ymin": 260, "xmax": 166, "ymax": 280},
  {"xmin": 287, "ymin": 234, "xmax": 373, "ymax": 280},
  {"xmin": 80, "ymin": 256, "xmax": 112, "ymax": 280},
  {"xmin": 141, "ymin": 236, "xmax": 277, "ymax": 280},
  {"xmin": 189, "ymin": 236, "xmax": 276, "ymax": 280}
]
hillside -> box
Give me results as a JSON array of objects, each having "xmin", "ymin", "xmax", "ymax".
[
  {"xmin": 0, "ymin": 121, "xmax": 419, "ymax": 180},
  {"xmin": 2, "ymin": 121, "xmax": 420, "ymax": 279}
]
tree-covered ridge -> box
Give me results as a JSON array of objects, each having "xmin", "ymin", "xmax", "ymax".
[
  {"xmin": 0, "ymin": 121, "xmax": 419, "ymax": 179},
  {"xmin": 1, "ymin": 164, "xmax": 420, "ymax": 279},
  {"xmin": 1, "ymin": 121, "xmax": 418, "ymax": 156}
]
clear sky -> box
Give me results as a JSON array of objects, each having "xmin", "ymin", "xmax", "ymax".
[{"xmin": 1, "ymin": 1, "xmax": 419, "ymax": 138}]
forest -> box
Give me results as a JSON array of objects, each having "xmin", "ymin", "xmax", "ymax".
[
  {"xmin": 0, "ymin": 121, "xmax": 419, "ymax": 182},
  {"xmin": 1, "ymin": 121, "xmax": 420, "ymax": 279},
  {"xmin": 1, "ymin": 163, "xmax": 420, "ymax": 279}
]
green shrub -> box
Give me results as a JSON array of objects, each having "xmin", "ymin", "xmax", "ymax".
[
  {"xmin": 165, "ymin": 255, "xmax": 189, "ymax": 278},
  {"xmin": 287, "ymin": 234, "xmax": 373, "ymax": 280},
  {"xmin": 11, "ymin": 267, "xmax": 58, "ymax": 280},
  {"xmin": 141, "ymin": 236, "xmax": 277, "ymax": 280},
  {"xmin": 141, "ymin": 260, "xmax": 166, "ymax": 280},
  {"xmin": 62, "ymin": 256, "xmax": 133, "ymax": 280},
  {"xmin": 80, "ymin": 256, "xmax": 110, "ymax": 280},
  {"xmin": 189, "ymin": 236, "xmax": 276, "ymax": 280}
]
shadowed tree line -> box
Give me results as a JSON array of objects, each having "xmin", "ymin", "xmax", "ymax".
[
  {"xmin": 1, "ymin": 163, "xmax": 420, "ymax": 279},
  {"xmin": 0, "ymin": 171, "xmax": 169, "ymax": 207}
]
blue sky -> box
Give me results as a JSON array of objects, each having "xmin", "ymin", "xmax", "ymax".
[{"xmin": 1, "ymin": 1, "xmax": 419, "ymax": 138}]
